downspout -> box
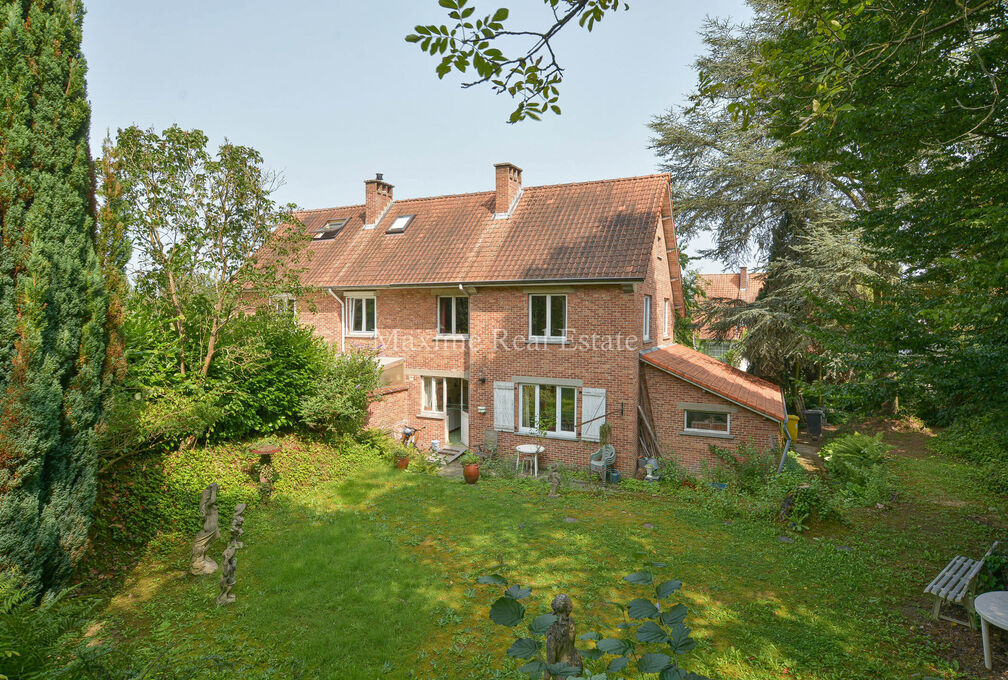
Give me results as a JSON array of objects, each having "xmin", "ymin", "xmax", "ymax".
[
  {"xmin": 326, "ymin": 288, "xmax": 345, "ymax": 353},
  {"xmin": 776, "ymin": 394, "xmax": 793, "ymax": 474}
]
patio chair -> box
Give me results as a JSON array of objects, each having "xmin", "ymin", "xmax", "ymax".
[{"xmin": 589, "ymin": 444, "xmax": 616, "ymax": 483}]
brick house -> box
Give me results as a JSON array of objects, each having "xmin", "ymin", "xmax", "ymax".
[
  {"xmin": 280, "ymin": 164, "xmax": 786, "ymax": 475},
  {"xmin": 694, "ymin": 268, "xmax": 766, "ymax": 367}
]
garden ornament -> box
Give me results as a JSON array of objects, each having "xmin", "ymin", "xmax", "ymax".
[
  {"xmin": 229, "ymin": 503, "xmax": 247, "ymax": 548},
  {"xmin": 216, "ymin": 542, "xmax": 237, "ymax": 606},
  {"xmin": 545, "ymin": 594, "xmax": 583, "ymax": 678},
  {"xmin": 547, "ymin": 464, "xmax": 561, "ymax": 497},
  {"xmin": 189, "ymin": 483, "xmax": 220, "ymax": 575}
]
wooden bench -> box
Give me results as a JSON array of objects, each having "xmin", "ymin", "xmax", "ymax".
[{"xmin": 925, "ymin": 541, "xmax": 998, "ymax": 629}]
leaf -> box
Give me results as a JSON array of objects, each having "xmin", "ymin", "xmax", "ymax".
[
  {"xmin": 580, "ymin": 647, "xmax": 603, "ymax": 660},
  {"xmin": 667, "ymin": 622, "xmax": 696, "ymax": 654},
  {"xmin": 606, "ymin": 656, "xmax": 629, "ymax": 673},
  {"xmin": 636, "ymin": 621, "xmax": 669, "ymax": 644},
  {"xmin": 660, "ymin": 604, "xmax": 687, "ymax": 626},
  {"xmin": 656, "ymin": 579, "xmax": 682, "ymax": 599},
  {"xmin": 529, "ymin": 613, "xmax": 558, "ymax": 635},
  {"xmin": 547, "ymin": 661, "xmax": 583, "ymax": 677},
  {"xmin": 596, "ymin": 638, "xmax": 630, "ymax": 655},
  {"xmin": 518, "ymin": 659, "xmax": 547, "ymax": 679},
  {"xmin": 627, "ymin": 598, "xmax": 659, "ymax": 620},
  {"xmin": 489, "ymin": 596, "xmax": 525, "ymax": 627},
  {"xmin": 507, "ymin": 638, "xmax": 540, "ymax": 659},
  {"xmin": 477, "ymin": 574, "xmax": 508, "ymax": 586},
  {"xmin": 638, "ymin": 652, "xmax": 672, "ymax": 673},
  {"xmin": 624, "ymin": 571, "xmax": 653, "ymax": 585},
  {"xmin": 492, "ymin": 7, "xmax": 509, "ymax": 22},
  {"xmin": 578, "ymin": 631, "xmax": 601, "ymax": 641},
  {"xmin": 506, "ymin": 585, "xmax": 532, "ymax": 600}
]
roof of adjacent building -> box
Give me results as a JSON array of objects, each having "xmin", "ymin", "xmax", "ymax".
[
  {"xmin": 641, "ymin": 343, "xmax": 786, "ymax": 422},
  {"xmin": 290, "ymin": 174, "xmax": 673, "ymax": 288},
  {"xmin": 694, "ymin": 271, "xmax": 766, "ymax": 340}
]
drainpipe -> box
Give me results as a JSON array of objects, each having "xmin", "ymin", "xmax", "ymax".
[
  {"xmin": 776, "ymin": 399, "xmax": 793, "ymax": 475},
  {"xmin": 326, "ymin": 287, "xmax": 345, "ymax": 353}
]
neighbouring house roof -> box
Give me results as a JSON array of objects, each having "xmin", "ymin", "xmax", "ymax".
[
  {"xmin": 288, "ymin": 174, "xmax": 674, "ymax": 288},
  {"xmin": 641, "ymin": 344, "xmax": 786, "ymax": 422},
  {"xmin": 694, "ymin": 271, "xmax": 766, "ymax": 340}
]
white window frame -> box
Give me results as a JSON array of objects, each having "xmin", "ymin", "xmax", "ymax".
[
  {"xmin": 437, "ymin": 296, "xmax": 469, "ymax": 337},
  {"xmin": 643, "ymin": 294, "xmax": 652, "ymax": 342},
  {"xmin": 528, "ymin": 294, "xmax": 567, "ymax": 342},
  {"xmin": 683, "ymin": 410, "xmax": 731, "ymax": 435},
  {"xmin": 346, "ymin": 294, "xmax": 376, "ymax": 337},
  {"xmin": 422, "ymin": 376, "xmax": 447, "ymax": 415},
  {"xmin": 664, "ymin": 298, "xmax": 670, "ymax": 338},
  {"xmin": 518, "ymin": 382, "xmax": 577, "ymax": 439},
  {"xmin": 270, "ymin": 294, "xmax": 297, "ymax": 315}
]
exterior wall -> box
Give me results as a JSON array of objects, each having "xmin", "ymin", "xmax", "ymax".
[
  {"xmin": 642, "ymin": 363, "xmax": 782, "ymax": 472},
  {"xmin": 637, "ymin": 216, "xmax": 676, "ymax": 348},
  {"xmin": 366, "ymin": 385, "xmax": 410, "ymax": 435}
]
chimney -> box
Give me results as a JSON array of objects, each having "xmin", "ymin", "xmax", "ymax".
[
  {"xmin": 364, "ymin": 173, "xmax": 393, "ymax": 227},
  {"xmin": 494, "ymin": 162, "xmax": 522, "ymax": 217},
  {"xmin": 739, "ymin": 266, "xmax": 749, "ymax": 291}
]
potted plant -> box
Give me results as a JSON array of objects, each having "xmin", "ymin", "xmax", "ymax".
[
  {"xmin": 460, "ymin": 451, "xmax": 480, "ymax": 484},
  {"xmin": 394, "ymin": 447, "xmax": 411, "ymax": 470}
]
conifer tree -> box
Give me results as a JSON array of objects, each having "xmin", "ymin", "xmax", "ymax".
[{"xmin": 0, "ymin": 0, "xmax": 107, "ymax": 594}]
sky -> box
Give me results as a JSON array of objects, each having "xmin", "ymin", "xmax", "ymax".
[{"xmin": 82, "ymin": 0, "xmax": 752, "ymax": 274}]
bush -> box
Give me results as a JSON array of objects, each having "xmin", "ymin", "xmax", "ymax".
[
  {"xmin": 930, "ymin": 412, "xmax": 1008, "ymax": 493},
  {"xmin": 821, "ymin": 432, "xmax": 896, "ymax": 505},
  {"xmin": 707, "ymin": 439, "xmax": 778, "ymax": 494},
  {"xmin": 298, "ymin": 346, "xmax": 382, "ymax": 437}
]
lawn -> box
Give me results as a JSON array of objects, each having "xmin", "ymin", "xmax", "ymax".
[{"xmin": 91, "ymin": 423, "xmax": 1006, "ymax": 680}]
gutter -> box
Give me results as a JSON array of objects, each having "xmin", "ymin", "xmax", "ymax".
[
  {"xmin": 775, "ymin": 389, "xmax": 794, "ymax": 474},
  {"xmin": 326, "ymin": 287, "xmax": 345, "ymax": 353},
  {"xmin": 316, "ymin": 277, "xmax": 645, "ymax": 291}
]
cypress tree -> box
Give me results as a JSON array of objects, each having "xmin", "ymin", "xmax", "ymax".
[{"xmin": 0, "ymin": 0, "xmax": 107, "ymax": 594}]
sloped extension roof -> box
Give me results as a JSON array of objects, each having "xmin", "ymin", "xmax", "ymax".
[
  {"xmin": 698, "ymin": 272, "xmax": 765, "ymax": 303},
  {"xmin": 293, "ymin": 174, "xmax": 672, "ymax": 288},
  {"xmin": 641, "ymin": 344, "xmax": 786, "ymax": 422}
]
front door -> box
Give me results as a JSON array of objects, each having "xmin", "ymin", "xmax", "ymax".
[
  {"xmin": 445, "ymin": 378, "xmax": 469, "ymax": 448},
  {"xmin": 460, "ymin": 380, "xmax": 469, "ymax": 447}
]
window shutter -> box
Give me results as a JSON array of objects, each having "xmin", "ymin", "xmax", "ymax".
[
  {"xmin": 493, "ymin": 381, "xmax": 515, "ymax": 432},
  {"xmin": 581, "ymin": 388, "xmax": 606, "ymax": 442}
]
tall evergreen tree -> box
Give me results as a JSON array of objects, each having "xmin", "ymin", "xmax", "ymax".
[{"xmin": 0, "ymin": 0, "xmax": 107, "ymax": 594}]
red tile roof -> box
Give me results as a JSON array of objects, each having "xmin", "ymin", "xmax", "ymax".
[
  {"xmin": 289, "ymin": 174, "xmax": 672, "ymax": 288},
  {"xmin": 694, "ymin": 271, "xmax": 766, "ymax": 340},
  {"xmin": 641, "ymin": 344, "xmax": 786, "ymax": 422}
]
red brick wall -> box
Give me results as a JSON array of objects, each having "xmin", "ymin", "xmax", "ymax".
[{"xmin": 641, "ymin": 363, "xmax": 782, "ymax": 472}]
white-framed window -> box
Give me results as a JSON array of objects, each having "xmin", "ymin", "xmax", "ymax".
[
  {"xmin": 422, "ymin": 376, "xmax": 446, "ymax": 414},
  {"xmin": 664, "ymin": 298, "xmax": 670, "ymax": 338},
  {"xmin": 386, "ymin": 214, "xmax": 415, "ymax": 233},
  {"xmin": 643, "ymin": 294, "xmax": 652, "ymax": 342},
  {"xmin": 529, "ymin": 294, "xmax": 566, "ymax": 341},
  {"xmin": 684, "ymin": 410, "xmax": 730, "ymax": 435},
  {"xmin": 437, "ymin": 296, "xmax": 469, "ymax": 335},
  {"xmin": 519, "ymin": 383, "xmax": 576, "ymax": 438},
  {"xmin": 271, "ymin": 294, "xmax": 296, "ymax": 315},
  {"xmin": 347, "ymin": 295, "xmax": 376, "ymax": 336},
  {"xmin": 705, "ymin": 342, "xmax": 733, "ymax": 360}
]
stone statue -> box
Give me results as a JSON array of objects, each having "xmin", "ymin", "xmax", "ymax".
[
  {"xmin": 189, "ymin": 483, "xmax": 220, "ymax": 575},
  {"xmin": 216, "ymin": 542, "xmax": 237, "ymax": 606},
  {"xmin": 547, "ymin": 465, "xmax": 561, "ymax": 497},
  {"xmin": 545, "ymin": 594, "xmax": 582, "ymax": 678},
  {"xmin": 229, "ymin": 503, "xmax": 247, "ymax": 548}
]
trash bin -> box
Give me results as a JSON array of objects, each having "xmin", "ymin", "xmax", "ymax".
[
  {"xmin": 804, "ymin": 409, "xmax": 824, "ymax": 440},
  {"xmin": 785, "ymin": 414, "xmax": 799, "ymax": 442}
]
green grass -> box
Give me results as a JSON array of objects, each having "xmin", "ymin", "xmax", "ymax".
[{"xmin": 91, "ymin": 431, "xmax": 1006, "ymax": 680}]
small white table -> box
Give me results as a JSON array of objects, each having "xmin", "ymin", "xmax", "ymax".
[
  {"xmin": 515, "ymin": 444, "xmax": 544, "ymax": 477},
  {"xmin": 976, "ymin": 591, "xmax": 1008, "ymax": 670}
]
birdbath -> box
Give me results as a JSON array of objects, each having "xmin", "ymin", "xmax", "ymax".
[{"xmin": 250, "ymin": 442, "xmax": 280, "ymax": 499}]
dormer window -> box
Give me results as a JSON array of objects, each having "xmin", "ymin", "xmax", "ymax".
[
  {"xmin": 312, "ymin": 218, "xmax": 347, "ymax": 240},
  {"xmin": 386, "ymin": 214, "xmax": 415, "ymax": 233}
]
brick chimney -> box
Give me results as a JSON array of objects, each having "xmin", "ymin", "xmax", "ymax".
[
  {"xmin": 364, "ymin": 173, "xmax": 393, "ymax": 227},
  {"xmin": 494, "ymin": 162, "xmax": 522, "ymax": 217},
  {"xmin": 739, "ymin": 266, "xmax": 749, "ymax": 291}
]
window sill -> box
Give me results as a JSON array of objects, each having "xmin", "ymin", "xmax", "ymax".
[
  {"xmin": 526, "ymin": 337, "xmax": 570, "ymax": 345},
  {"xmin": 435, "ymin": 334, "xmax": 469, "ymax": 341},
  {"xmin": 417, "ymin": 412, "xmax": 445, "ymax": 420},
  {"xmin": 346, "ymin": 331, "xmax": 376, "ymax": 338},
  {"xmin": 516, "ymin": 429, "xmax": 578, "ymax": 441},
  {"xmin": 680, "ymin": 430, "xmax": 733, "ymax": 440}
]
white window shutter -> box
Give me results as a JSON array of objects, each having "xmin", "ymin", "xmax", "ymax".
[
  {"xmin": 581, "ymin": 388, "xmax": 606, "ymax": 442},
  {"xmin": 493, "ymin": 382, "xmax": 515, "ymax": 432}
]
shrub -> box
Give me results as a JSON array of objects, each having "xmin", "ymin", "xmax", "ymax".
[
  {"xmin": 821, "ymin": 432, "xmax": 896, "ymax": 506},
  {"xmin": 298, "ymin": 346, "xmax": 382, "ymax": 437},
  {"xmin": 707, "ymin": 439, "xmax": 778, "ymax": 494},
  {"xmin": 930, "ymin": 412, "xmax": 1008, "ymax": 493}
]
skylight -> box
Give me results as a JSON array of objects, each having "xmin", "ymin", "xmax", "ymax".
[
  {"xmin": 312, "ymin": 218, "xmax": 348, "ymax": 240},
  {"xmin": 386, "ymin": 215, "xmax": 415, "ymax": 233}
]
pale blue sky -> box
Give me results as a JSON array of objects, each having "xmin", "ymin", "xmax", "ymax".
[{"xmin": 82, "ymin": 0, "xmax": 751, "ymax": 274}]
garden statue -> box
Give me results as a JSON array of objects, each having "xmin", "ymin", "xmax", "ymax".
[
  {"xmin": 545, "ymin": 594, "xmax": 582, "ymax": 678},
  {"xmin": 547, "ymin": 465, "xmax": 561, "ymax": 497},
  {"xmin": 189, "ymin": 483, "xmax": 220, "ymax": 575},
  {"xmin": 229, "ymin": 503, "xmax": 247, "ymax": 548},
  {"xmin": 216, "ymin": 542, "xmax": 237, "ymax": 606}
]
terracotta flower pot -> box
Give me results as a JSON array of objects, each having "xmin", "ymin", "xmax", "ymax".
[
  {"xmin": 395, "ymin": 455, "xmax": 410, "ymax": 470},
  {"xmin": 463, "ymin": 463, "xmax": 480, "ymax": 484}
]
